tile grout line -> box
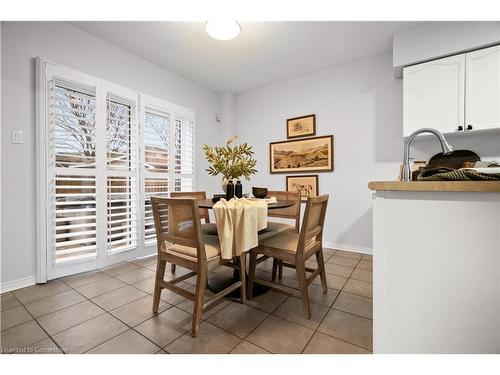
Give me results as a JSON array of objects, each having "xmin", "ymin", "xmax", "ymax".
[
  {"xmin": 4, "ymin": 252, "xmax": 373, "ymax": 354},
  {"xmin": 31, "ymin": 262, "xmax": 257, "ymax": 354},
  {"xmin": 56, "ymin": 279, "xmax": 167, "ymax": 354},
  {"xmin": 299, "ymin": 254, "xmax": 369, "ymax": 354},
  {"xmin": 231, "ymin": 293, "xmax": 292, "ymax": 354},
  {"xmin": 67, "ymin": 262, "xmax": 232, "ymax": 353},
  {"xmin": 202, "ymin": 302, "xmax": 250, "ymax": 353},
  {"xmin": 217, "ymin": 249, "xmax": 370, "ymax": 353},
  {"xmin": 203, "ymin": 296, "xmax": 274, "ymax": 354},
  {"xmin": 81, "ymin": 260, "xmax": 190, "ymax": 353},
  {"xmin": 317, "ymin": 264, "xmax": 373, "ymax": 353},
  {"xmin": 4, "ymin": 261, "xmax": 160, "ymax": 354},
  {"xmin": 5, "ymin": 291, "xmax": 65, "ymax": 354}
]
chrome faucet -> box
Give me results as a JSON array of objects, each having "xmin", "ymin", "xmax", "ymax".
[{"xmin": 402, "ymin": 128, "xmax": 453, "ymax": 181}]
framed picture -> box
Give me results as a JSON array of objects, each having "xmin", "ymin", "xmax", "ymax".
[
  {"xmin": 286, "ymin": 175, "xmax": 319, "ymax": 201},
  {"xmin": 287, "ymin": 114, "xmax": 316, "ymax": 139},
  {"xmin": 269, "ymin": 135, "xmax": 334, "ymax": 174}
]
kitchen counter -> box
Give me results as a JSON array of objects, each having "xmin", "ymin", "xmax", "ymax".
[
  {"xmin": 368, "ymin": 180, "xmax": 500, "ymax": 192},
  {"xmin": 370, "ymin": 182, "xmax": 500, "ymax": 353}
]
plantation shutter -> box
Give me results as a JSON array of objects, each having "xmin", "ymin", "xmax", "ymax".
[
  {"xmin": 143, "ymin": 110, "xmax": 170, "ymax": 243},
  {"xmin": 173, "ymin": 114, "xmax": 195, "ymax": 192},
  {"xmin": 106, "ymin": 97, "xmax": 139, "ymax": 253},
  {"xmin": 40, "ymin": 60, "xmax": 197, "ymax": 280},
  {"xmin": 49, "ymin": 83, "xmax": 98, "ymax": 263}
]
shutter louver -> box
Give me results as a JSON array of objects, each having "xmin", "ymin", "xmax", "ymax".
[
  {"xmin": 50, "ymin": 83, "xmax": 98, "ymax": 264},
  {"xmin": 54, "ymin": 175, "xmax": 97, "ymax": 262},
  {"xmin": 106, "ymin": 98, "xmax": 139, "ymax": 253},
  {"xmin": 107, "ymin": 176, "xmax": 138, "ymax": 252},
  {"xmin": 54, "ymin": 86, "xmax": 96, "ymax": 168},
  {"xmin": 174, "ymin": 116, "xmax": 194, "ymax": 192},
  {"xmin": 143, "ymin": 112, "xmax": 170, "ymax": 243}
]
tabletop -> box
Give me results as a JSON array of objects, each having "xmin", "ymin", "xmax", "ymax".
[{"xmin": 197, "ymin": 198, "xmax": 294, "ymax": 210}]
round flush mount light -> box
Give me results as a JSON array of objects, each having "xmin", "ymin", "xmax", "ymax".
[{"xmin": 205, "ymin": 21, "xmax": 241, "ymax": 41}]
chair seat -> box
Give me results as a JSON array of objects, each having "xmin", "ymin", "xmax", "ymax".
[
  {"xmin": 259, "ymin": 231, "xmax": 319, "ymax": 254},
  {"xmin": 257, "ymin": 221, "xmax": 295, "ymax": 241},
  {"xmin": 201, "ymin": 223, "xmax": 218, "ymax": 235},
  {"xmin": 165, "ymin": 235, "xmax": 221, "ymax": 261}
]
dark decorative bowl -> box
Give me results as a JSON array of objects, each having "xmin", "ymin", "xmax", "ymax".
[{"xmin": 252, "ymin": 187, "xmax": 268, "ymax": 199}]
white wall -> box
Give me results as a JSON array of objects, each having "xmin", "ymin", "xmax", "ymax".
[
  {"xmin": 219, "ymin": 91, "xmax": 237, "ymax": 141},
  {"xmin": 236, "ymin": 53, "xmax": 402, "ymax": 251},
  {"xmin": 1, "ymin": 22, "xmax": 224, "ymax": 287},
  {"xmin": 235, "ymin": 51, "xmax": 500, "ymax": 251}
]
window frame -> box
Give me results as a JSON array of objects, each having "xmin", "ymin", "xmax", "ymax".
[{"xmin": 36, "ymin": 58, "xmax": 196, "ymax": 282}]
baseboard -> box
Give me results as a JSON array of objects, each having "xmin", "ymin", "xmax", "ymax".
[
  {"xmin": 323, "ymin": 241, "xmax": 372, "ymax": 255},
  {"xmin": 0, "ymin": 275, "xmax": 36, "ymax": 293}
]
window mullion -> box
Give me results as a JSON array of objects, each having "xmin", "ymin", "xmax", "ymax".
[
  {"xmin": 168, "ymin": 110, "xmax": 175, "ymax": 194},
  {"xmin": 94, "ymin": 80, "xmax": 108, "ymax": 269},
  {"xmin": 138, "ymin": 101, "xmax": 146, "ymax": 253}
]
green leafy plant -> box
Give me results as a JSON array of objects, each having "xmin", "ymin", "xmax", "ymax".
[{"xmin": 203, "ymin": 136, "xmax": 258, "ymax": 180}]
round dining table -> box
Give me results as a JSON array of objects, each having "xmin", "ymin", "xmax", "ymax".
[
  {"xmin": 197, "ymin": 198, "xmax": 295, "ymax": 210},
  {"xmin": 198, "ymin": 198, "xmax": 295, "ymax": 298}
]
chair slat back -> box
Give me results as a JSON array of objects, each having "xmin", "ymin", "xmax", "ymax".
[
  {"xmin": 170, "ymin": 191, "xmax": 210, "ymax": 223},
  {"xmin": 267, "ymin": 190, "xmax": 301, "ymax": 231},
  {"xmin": 151, "ymin": 197, "xmax": 206, "ymax": 263},
  {"xmin": 297, "ymin": 195, "xmax": 329, "ymax": 256}
]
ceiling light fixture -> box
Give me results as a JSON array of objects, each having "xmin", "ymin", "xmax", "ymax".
[{"xmin": 205, "ymin": 21, "xmax": 241, "ymax": 41}]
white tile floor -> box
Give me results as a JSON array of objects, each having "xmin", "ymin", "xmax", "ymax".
[{"xmin": 0, "ymin": 249, "xmax": 372, "ymax": 354}]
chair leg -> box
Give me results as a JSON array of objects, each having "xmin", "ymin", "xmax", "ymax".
[
  {"xmin": 296, "ymin": 260, "xmax": 311, "ymax": 319},
  {"xmin": 171, "ymin": 263, "xmax": 176, "ymax": 273},
  {"xmin": 192, "ymin": 269, "xmax": 207, "ymax": 337},
  {"xmin": 271, "ymin": 258, "xmax": 278, "ymax": 281},
  {"xmin": 247, "ymin": 252, "xmax": 257, "ymax": 299},
  {"xmin": 153, "ymin": 259, "xmax": 166, "ymax": 313},
  {"xmin": 315, "ymin": 250, "xmax": 328, "ymax": 293},
  {"xmin": 238, "ymin": 254, "xmax": 247, "ymax": 304},
  {"xmin": 278, "ymin": 260, "xmax": 283, "ymax": 280}
]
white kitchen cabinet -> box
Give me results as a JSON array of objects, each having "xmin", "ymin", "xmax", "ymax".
[
  {"xmin": 466, "ymin": 44, "xmax": 500, "ymax": 131},
  {"xmin": 403, "ymin": 54, "xmax": 465, "ymax": 137}
]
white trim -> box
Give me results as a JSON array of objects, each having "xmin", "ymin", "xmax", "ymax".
[
  {"xmin": 0, "ymin": 275, "xmax": 37, "ymax": 293},
  {"xmin": 101, "ymin": 80, "xmax": 140, "ymax": 266},
  {"xmin": 323, "ymin": 241, "xmax": 373, "ymax": 255},
  {"xmin": 43, "ymin": 61, "xmax": 100, "ymax": 280},
  {"xmin": 134, "ymin": 252, "xmax": 157, "ymax": 261},
  {"xmin": 35, "ymin": 57, "xmax": 48, "ymax": 283}
]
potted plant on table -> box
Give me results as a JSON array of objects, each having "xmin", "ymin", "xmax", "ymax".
[{"xmin": 203, "ymin": 136, "xmax": 258, "ymax": 194}]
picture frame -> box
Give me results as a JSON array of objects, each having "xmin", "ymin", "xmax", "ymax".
[
  {"xmin": 286, "ymin": 114, "xmax": 316, "ymax": 139},
  {"xmin": 269, "ymin": 135, "xmax": 334, "ymax": 174},
  {"xmin": 286, "ymin": 175, "xmax": 319, "ymax": 201}
]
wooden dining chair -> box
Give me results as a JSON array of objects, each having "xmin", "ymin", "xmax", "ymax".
[
  {"xmin": 151, "ymin": 197, "xmax": 246, "ymax": 336},
  {"xmin": 262, "ymin": 190, "xmax": 301, "ymax": 281},
  {"xmin": 170, "ymin": 191, "xmax": 217, "ymax": 235},
  {"xmin": 169, "ymin": 191, "xmax": 217, "ymax": 273},
  {"xmin": 247, "ymin": 195, "xmax": 329, "ymax": 318}
]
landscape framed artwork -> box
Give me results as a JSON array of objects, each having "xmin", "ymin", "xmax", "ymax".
[
  {"xmin": 286, "ymin": 175, "xmax": 319, "ymax": 201},
  {"xmin": 287, "ymin": 114, "xmax": 316, "ymax": 138},
  {"xmin": 269, "ymin": 135, "xmax": 334, "ymax": 173}
]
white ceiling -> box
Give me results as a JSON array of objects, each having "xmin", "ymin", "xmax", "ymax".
[{"xmin": 71, "ymin": 21, "xmax": 420, "ymax": 93}]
